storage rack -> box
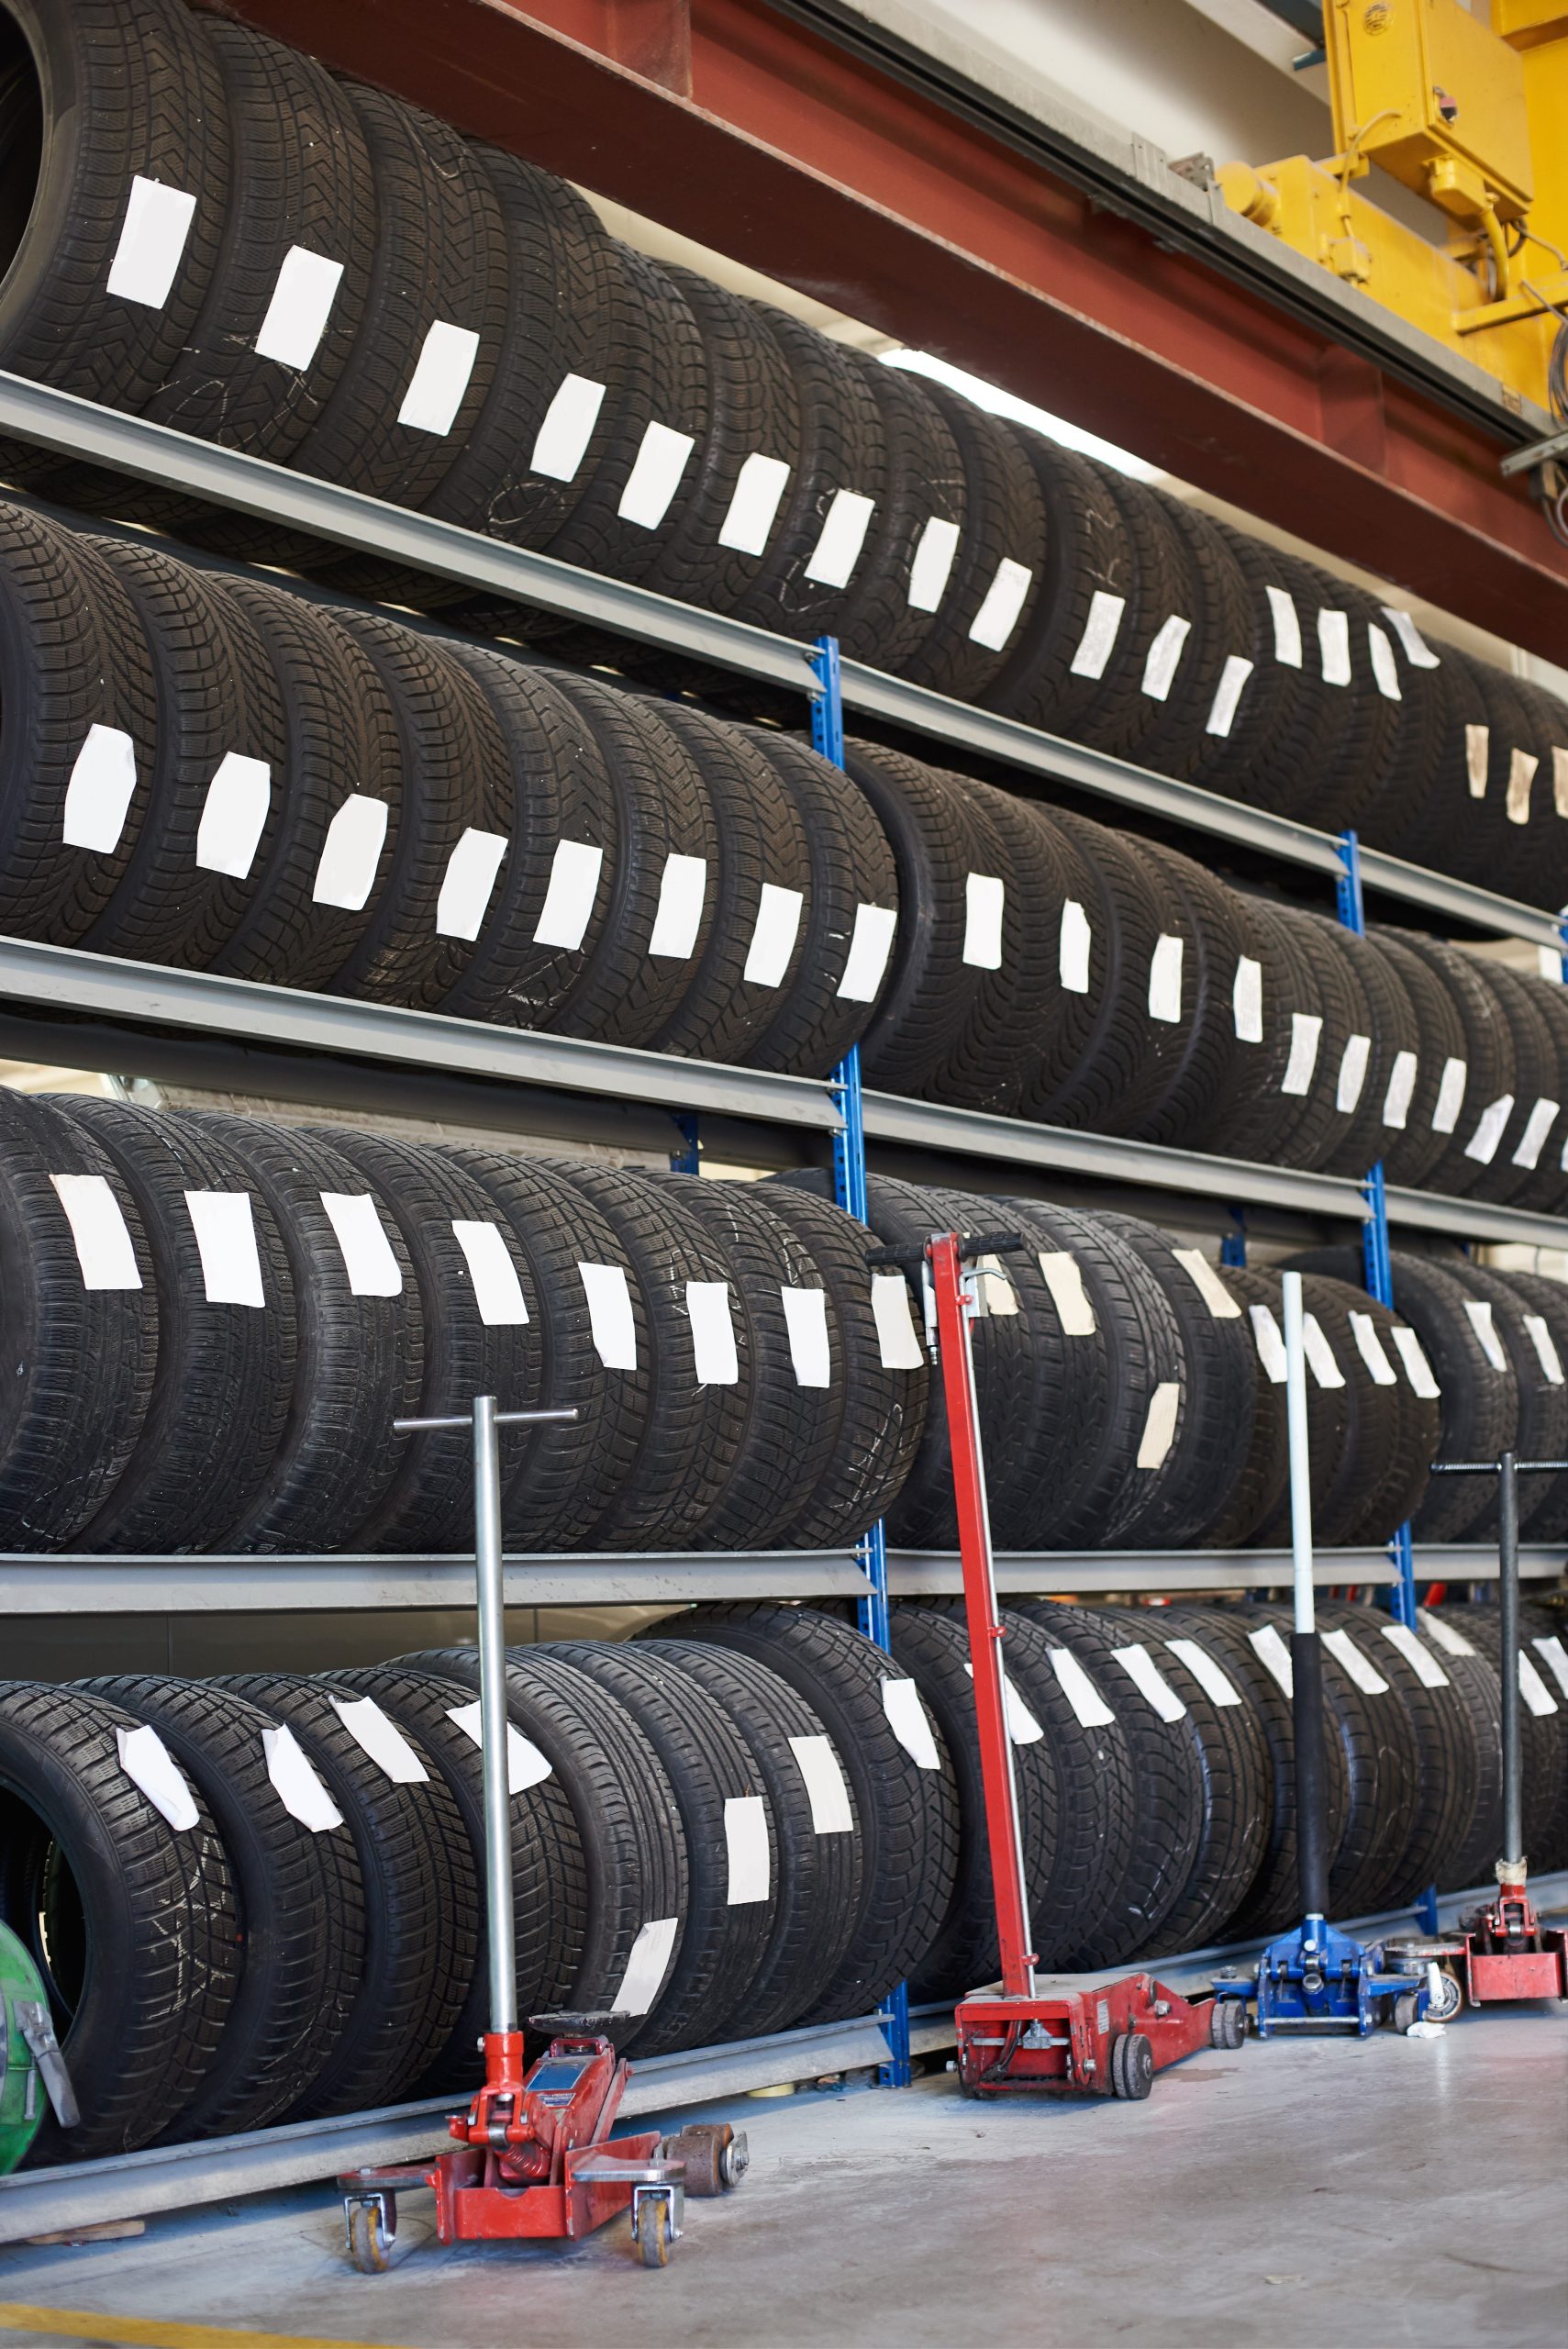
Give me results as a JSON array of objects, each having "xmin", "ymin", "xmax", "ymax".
[{"xmin": 0, "ymin": 368, "xmax": 1563, "ymax": 2224}]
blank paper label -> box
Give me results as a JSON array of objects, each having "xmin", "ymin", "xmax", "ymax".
[
  {"xmin": 62, "ymin": 725, "xmax": 138, "ymax": 853},
  {"xmin": 618, "ymin": 420, "xmax": 695, "ymax": 528},
  {"xmin": 1462, "ymin": 1297, "xmax": 1507, "ymax": 1373},
  {"xmin": 1049, "ymin": 1647, "xmax": 1116, "ymax": 1728},
  {"xmin": 743, "ymin": 884, "xmax": 804, "ymax": 987},
  {"xmin": 1165, "ymin": 1637, "xmax": 1242, "ymax": 1707},
  {"xmin": 1206, "ymin": 654, "xmax": 1253, "ymax": 738},
  {"xmin": 578, "ymin": 1263, "xmax": 637, "ymax": 1370},
  {"xmin": 724, "ymin": 1795, "xmax": 770, "ymax": 1905},
  {"xmin": 907, "ymin": 516, "xmax": 961, "ymax": 611},
  {"xmin": 1136, "ymin": 1381, "xmax": 1181, "ymax": 1469},
  {"xmin": 183, "ymin": 1190, "xmax": 264, "ymax": 1308},
  {"xmin": 329, "ymin": 1695, "xmax": 429, "ymax": 1782},
  {"xmin": 312, "ymin": 795, "xmax": 388, "ymax": 910},
  {"xmin": 1464, "ymin": 1095, "xmax": 1514, "ymax": 1165},
  {"xmin": 318, "ymin": 1192, "xmax": 403, "ymax": 1297},
  {"xmin": 1418, "ymin": 1607, "xmax": 1474, "ymax": 1657},
  {"xmin": 882, "ymin": 1677, "xmax": 940, "ymax": 1768},
  {"xmin": 445, "ymin": 1701, "xmax": 552, "ymax": 1790},
  {"xmin": 451, "ymin": 1220, "xmax": 528, "ymax": 1326},
  {"xmin": 1281, "ymin": 1012, "xmax": 1323, "ymax": 1097},
  {"xmin": 963, "ymin": 873, "xmax": 1005, "ymax": 970},
  {"xmin": 255, "ymin": 246, "xmax": 345, "ymax": 369},
  {"xmin": 1366, "ymin": 625, "xmax": 1401, "ymax": 701},
  {"xmin": 1392, "ymin": 1325, "xmax": 1440, "ymax": 1398},
  {"xmin": 1303, "ymin": 1315, "xmax": 1346, "ymax": 1390},
  {"xmin": 962, "ymin": 1660, "xmax": 1043, "ymax": 1744},
  {"xmin": 1265, "ymin": 585, "xmax": 1302, "ymax": 667},
  {"xmin": 1432, "ymin": 1057, "xmax": 1467, "ymax": 1134},
  {"xmin": 1555, "ymin": 746, "xmax": 1568, "ymax": 818},
  {"xmin": 781, "ymin": 1285, "xmax": 830, "ymax": 1387},
  {"xmin": 397, "ymin": 321, "xmax": 480, "ymax": 435},
  {"xmin": 1233, "ymin": 955, "xmax": 1263, "ymax": 1042},
  {"xmin": 1111, "ymin": 1643, "xmax": 1186, "ymax": 1721},
  {"xmin": 1250, "ymin": 1304, "xmax": 1288, "ymax": 1385},
  {"xmin": 262, "ymin": 1724, "xmax": 343, "ymax": 1832},
  {"xmin": 1070, "ymin": 590, "xmax": 1126, "ymax": 680},
  {"xmin": 1518, "ymin": 1652, "xmax": 1558, "ymax": 1718},
  {"xmin": 50, "ymin": 1174, "xmax": 140, "ymax": 1291},
  {"xmin": 686, "ymin": 1280, "xmax": 740, "ymax": 1386},
  {"xmin": 718, "ymin": 453, "xmax": 791, "ymax": 554},
  {"xmin": 1531, "ymin": 1635, "xmax": 1568, "ymax": 1698},
  {"xmin": 436, "ymin": 828, "xmax": 508, "ymax": 941},
  {"xmin": 1249, "ymin": 1622, "xmax": 1294, "ymax": 1697},
  {"xmin": 1523, "ymin": 1313, "xmax": 1564, "ymax": 1386},
  {"xmin": 533, "ymin": 839, "xmax": 603, "ymax": 951},
  {"xmin": 1380, "ymin": 1622, "xmax": 1450, "ymax": 1689},
  {"xmin": 1037, "ymin": 1252, "xmax": 1095, "ymax": 1337},
  {"xmin": 1348, "ymin": 1311, "xmax": 1396, "ymax": 1386},
  {"xmin": 836, "ymin": 903, "xmax": 897, "ymax": 1001},
  {"xmin": 1465, "ymin": 723, "xmax": 1490, "ymax": 797},
  {"xmin": 1511, "ymin": 1097, "xmax": 1558, "ymax": 1170},
  {"xmin": 1383, "ymin": 1050, "xmax": 1418, "ymax": 1130},
  {"xmin": 872, "ymin": 1274, "xmax": 925, "ymax": 1370},
  {"xmin": 788, "ymin": 1734, "xmax": 853, "ymax": 1834},
  {"xmin": 1318, "ymin": 609, "xmax": 1351, "ymax": 685},
  {"xmin": 1506, "ymin": 749, "xmax": 1538, "ymax": 826},
  {"xmin": 1141, "ymin": 614, "xmax": 1191, "ymax": 701},
  {"xmin": 1322, "ymin": 1627, "xmax": 1390, "ymax": 1696},
  {"xmin": 1148, "ymin": 932, "xmax": 1184, "ymax": 1023},
  {"xmin": 1059, "ymin": 900, "xmax": 1092, "ymax": 995},
  {"xmin": 1173, "ymin": 1249, "xmax": 1241, "ymax": 1319},
  {"xmin": 116, "ymin": 1724, "xmax": 198, "ymax": 1831},
  {"xmin": 1381, "ymin": 607, "xmax": 1440, "ymax": 668},
  {"xmin": 1336, "ymin": 1033, "xmax": 1371, "ymax": 1113},
  {"xmin": 613, "ymin": 1917, "xmax": 679, "ymax": 2016},
  {"xmin": 969, "ymin": 557, "xmax": 1032, "ymax": 650},
  {"xmin": 106, "ymin": 176, "xmax": 197, "ymax": 307},
  {"xmin": 531, "ymin": 373, "xmax": 605, "ymax": 480},
  {"xmin": 805, "ymin": 489, "xmax": 875, "ymax": 587},
  {"xmin": 648, "ymin": 853, "xmax": 707, "ymax": 960},
  {"xmin": 195, "ymin": 753, "xmax": 272, "ymax": 878}
]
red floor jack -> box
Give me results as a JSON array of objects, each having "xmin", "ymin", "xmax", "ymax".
[
  {"xmin": 1384, "ymin": 1451, "xmax": 1568, "ymax": 2009},
  {"xmin": 339, "ymin": 1397, "xmax": 748, "ymax": 2270},
  {"xmin": 875, "ymin": 1230, "xmax": 1242, "ymax": 2101}
]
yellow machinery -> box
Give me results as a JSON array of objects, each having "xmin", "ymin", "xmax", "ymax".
[{"xmin": 1218, "ymin": 0, "xmax": 1567, "ymax": 417}]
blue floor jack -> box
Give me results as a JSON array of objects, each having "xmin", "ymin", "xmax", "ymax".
[{"xmin": 1214, "ymin": 1273, "xmax": 1432, "ymax": 2040}]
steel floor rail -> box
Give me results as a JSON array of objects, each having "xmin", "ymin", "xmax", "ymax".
[
  {"xmin": 4, "ymin": 1871, "xmax": 1560, "ymax": 2246},
  {"xmin": 0, "ymin": 369, "xmax": 1559, "ymax": 955}
]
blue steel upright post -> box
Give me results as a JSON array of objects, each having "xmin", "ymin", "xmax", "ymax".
[{"xmin": 811, "ymin": 634, "xmax": 910, "ymax": 2085}]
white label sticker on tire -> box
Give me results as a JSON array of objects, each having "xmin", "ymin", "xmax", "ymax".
[
  {"xmin": 1523, "ymin": 1313, "xmax": 1564, "ymax": 1386},
  {"xmin": 1418, "ymin": 1607, "xmax": 1474, "ymax": 1657},
  {"xmin": 1382, "ymin": 1050, "xmax": 1418, "ymax": 1130},
  {"xmin": 1049, "ymin": 1647, "xmax": 1117, "ymax": 1727},
  {"xmin": 1172, "ymin": 1249, "xmax": 1241, "ymax": 1319},
  {"xmin": 1141, "ymin": 614, "xmax": 1191, "ymax": 701},
  {"xmin": 1070, "ymin": 590, "xmax": 1126, "ymax": 680},
  {"xmin": 318, "ymin": 1193, "xmax": 403, "ymax": 1297},
  {"xmin": 1248, "ymin": 1622, "xmax": 1294, "ymax": 1697},
  {"xmin": 907, "ymin": 516, "xmax": 961, "ymax": 611},
  {"xmin": 612, "ymin": 1917, "xmax": 680, "ymax": 2015},
  {"xmin": 1518, "ymin": 1651, "xmax": 1558, "ymax": 1717},
  {"xmin": 686, "ymin": 1280, "xmax": 740, "ymax": 1386},
  {"xmin": 1205, "ymin": 654, "xmax": 1253, "ymax": 738},
  {"xmin": 445, "ymin": 1700, "xmax": 552, "ymax": 1789},
  {"xmin": 1250, "ymin": 1304, "xmax": 1288, "ymax": 1385},
  {"xmin": 578, "ymin": 1263, "xmax": 637, "ymax": 1370},
  {"xmin": 1318, "ymin": 609, "xmax": 1351, "ymax": 685},
  {"xmin": 1366, "ymin": 625, "xmax": 1402, "ymax": 701},
  {"xmin": 1059, "ymin": 899, "xmax": 1092, "ymax": 995},
  {"xmin": 1465, "ymin": 723, "xmax": 1490, "ymax": 797},
  {"xmin": 881, "ymin": 1677, "xmax": 940, "ymax": 1768},
  {"xmin": 116, "ymin": 1723, "xmax": 199, "ymax": 1831},
  {"xmin": 1431, "ymin": 1056, "xmax": 1467, "ymax": 1133},
  {"xmin": 968, "ymin": 557, "xmax": 1032, "ymax": 650},
  {"xmin": 1555, "ymin": 745, "xmax": 1568, "ymax": 818},
  {"xmin": 254, "ymin": 246, "xmax": 345, "ymax": 369},
  {"xmin": 62, "ymin": 725, "xmax": 139, "ymax": 853},
  {"xmin": 1148, "ymin": 933, "xmax": 1184, "ymax": 1023},
  {"xmin": 962, "ymin": 873, "xmax": 1005, "ymax": 970},
  {"xmin": 618, "ymin": 420, "xmax": 696, "ymax": 528},
  {"xmin": 1136, "ymin": 1382, "xmax": 1181, "ymax": 1469},
  {"xmin": 743, "ymin": 884, "xmax": 805, "ymax": 987},
  {"xmin": 1381, "ymin": 608, "xmax": 1440, "ymax": 668},
  {"xmin": 836, "ymin": 903, "xmax": 897, "ymax": 1001},
  {"xmin": 962, "ymin": 1661, "xmax": 1044, "ymax": 1744},
  {"xmin": 183, "ymin": 1190, "xmax": 264, "ymax": 1308},
  {"xmin": 871, "ymin": 1274, "xmax": 925, "ymax": 1370},
  {"xmin": 718, "ymin": 453, "xmax": 791, "ymax": 555},
  {"xmin": 781, "ymin": 1285, "xmax": 831, "ymax": 1386},
  {"xmin": 328, "ymin": 1695, "xmax": 430, "ymax": 1782},
  {"xmin": 451, "ymin": 1220, "xmax": 528, "ymax": 1326},
  {"xmin": 1506, "ymin": 748, "xmax": 1538, "ymax": 826},
  {"xmin": 1511, "ymin": 1098, "xmax": 1558, "ymax": 1170},
  {"xmin": 1111, "ymin": 1643, "xmax": 1187, "ymax": 1721},
  {"xmin": 788, "ymin": 1734, "xmax": 853, "ymax": 1834},
  {"xmin": 436, "ymin": 829, "xmax": 508, "ymax": 941},
  {"xmin": 261, "ymin": 1724, "xmax": 344, "ymax": 1831},
  {"xmin": 804, "ymin": 489, "xmax": 875, "ymax": 587},
  {"xmin": 195, "ymin": 753, "xmax": 272, "ymax": 878},
  {"xmin": 1462, "ymin": 1297, "xmax": 1507, "ymax": 1373},
  {"xmin": 1233, "ymin": 955, "xmax": 1263, "ymax": 1042},
  {"xmin": 1036, "ymin": 1252, "xmax": 1096, "ymax": 1337},
  {"xmin": 1322, "ymin": 1627, "xmax": 1390, "ymax": 1695},
  {"xmin": 1303, "ymin": 1314, "xmax": 1346, "ymax": 1389},
  {"xmin": 50, "ymin": 1174, "xmax": 141, "ymax": 1291},
  {"xmin": 1531, "ymin": 1635, "xmax": 1568, "ymax": 1698},
  {"xmin": 106, "ymin": 176, "xmax": 197, "ymax": 307},
  {"xmin": 1348, "ymin": 1311, "xmax": 1396, "ymax": 1386},
  {"xmin": 530, "ymin": 373, "xmax": 606, "ymax": 480},
  {"xmin": 397, "ymin": 321, "xmax": 481, "ymax": 436},
  {"xmin": 1391, "ymin": 1325, "xmax": 1440, "ymax": 1398},
  {"xmin": 1265, "ymin": 585, "xmax": 1302, "ymax": 667},
  {"xmin": 533, "ymin": 839, "xmax": 603, "ymax": 951},
  {"xmin": 1336, "ymin": 1034, "xmax": 1371, "ymax": 1113},
  {"xmin": 1463, "ymin": 1096, "xmax": 1514, "ymax": 1165},
  {"xmin": 1164, "ymin": 1637, "xmax": 1243, "ymax": 1708},
  {"xmin": 312, "ymin": 795, "xmax": 389, "ymax": 910},
  {"xmin": 1379, "ymin": 1623, "xmax": 1450, "ymax": 1688},
  {"xmin": 648, "ymin": 853, "xmax": 707, "ymax": 960},
  {"xmin": 1280, "ymin": 1012, "xmax": 1323, "ymax": 1097},
  {"xmin": 724, "ymin": 1794, "xmax": 770, "ymax": 1905}
]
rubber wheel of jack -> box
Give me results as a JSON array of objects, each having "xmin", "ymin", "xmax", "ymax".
[
  {"xmin": 347, "ymin": 2200, "xmax": 393, "ymax": 2274},
  {"xmin": 639, "ymin": 2196, "xmax": 673, "ymax": 2268},
  {"xmin": 1109, "ymin": 2032, "xmax": 1155, "ymax": 2100},
  {"xmin": 1209, "ymin": 1998, "xmax": 1246, "ymax": 2051},
  {"xmin": 1392, "ymin": 1990, "xmax": 1421, "ymax": 2033}
]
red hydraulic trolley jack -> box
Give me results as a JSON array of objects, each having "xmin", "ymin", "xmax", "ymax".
[{"xmin": 877, "ymin": 1230, "xmax": 1242, "ymax": 2101}]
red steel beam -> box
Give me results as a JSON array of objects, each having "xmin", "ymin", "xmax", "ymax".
[{"xmin": 208, "ymin": 0, "xmax": 1568, "ymax": 655}]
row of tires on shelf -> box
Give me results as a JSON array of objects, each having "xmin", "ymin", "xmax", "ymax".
[
  {"xmin": 5, "ymin": 1596, "xmax": 1563, "ymax": 2164},
  {"xmin": 6, "ymin": 1082, "xmax": 1567, "ymax": 1556},
  {"xmin": 3, "ymin": 0, "xmax": 1565, "ymax": 906},
  {"xmin": 4, "ymin": 496, "xmax": 1565, "ymax": 1208}
]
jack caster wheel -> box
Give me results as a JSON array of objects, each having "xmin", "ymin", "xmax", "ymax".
[
  {"xmin": 1392, "ymin": 1990, "xmax": 1423, "ymax": 2033},
  {"xmin": 346, "ymin": 2198, "xmax": 394, "ymax": 2274},
  {"xmin": 1109, "ymin": 2032, "xmax": 1154, "ymax": 2100},
  {"xmin": 1209, "ymin": 1998, "xmax": 1247, "ymax": 2051},
  {"xmin": 638, "ymin": 2195, "xmax": 673, "ymax": 2268},
  {"xmin": 1427, "ymin": 1968, "xmax": 1462, "ymax": 2022},
  {"xmin": 662, "ymin": 2121, "xmax": 748, "ymax": 2195}
]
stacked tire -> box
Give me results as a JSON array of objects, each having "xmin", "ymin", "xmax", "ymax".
[{"xmin": 1, "ymin": 0, "xmax": 1563, "ymax": 905}]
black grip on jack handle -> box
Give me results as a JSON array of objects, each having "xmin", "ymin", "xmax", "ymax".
[
  {"xmin": 1290, "ymin": 1630, "xmax": 1330, "ymax": 1921},
  {"xmin": 865, "ymin": 1230, "xmax": 1027, "ymax": 1271}
]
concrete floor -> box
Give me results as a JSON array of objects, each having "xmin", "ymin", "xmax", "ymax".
[{"xmin": 1, "ymin": 2003, "xmax": 1563, "ymax": 2349}]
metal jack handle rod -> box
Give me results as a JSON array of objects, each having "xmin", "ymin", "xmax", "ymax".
[
  {"xmin": 1282, "ymin": 1273, "xmax": 1329, "ymax": 1924},
  {"xmin": 395, "ymin": 1400, "xmax": 579, "ymax": 2033}
]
